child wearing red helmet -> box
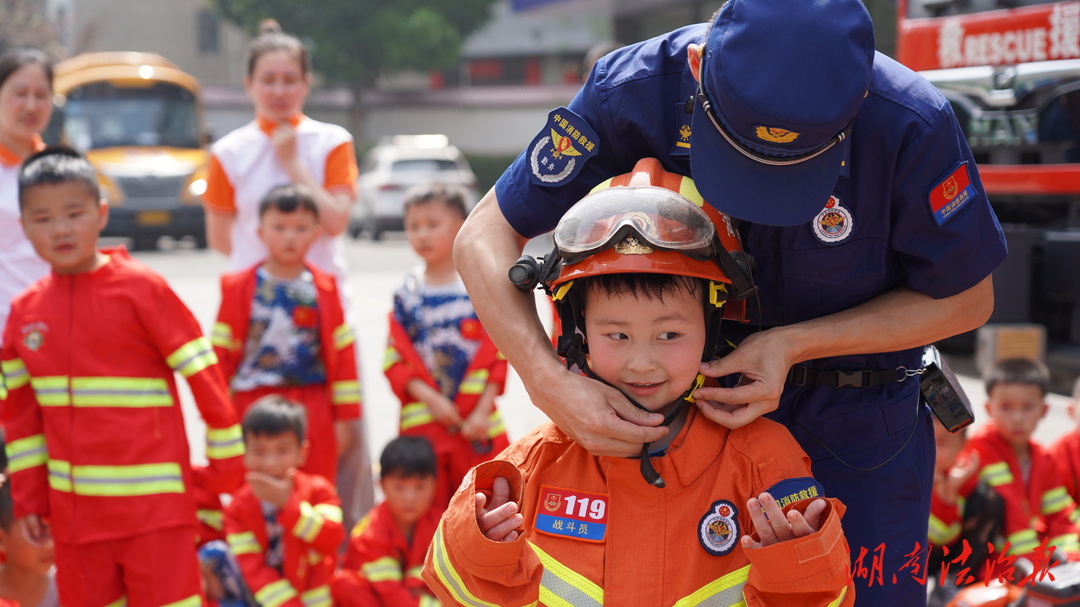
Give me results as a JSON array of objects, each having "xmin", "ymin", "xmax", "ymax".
[{"xmin": 422, "ymin": 159, "xmax": 855, "ymax": 607}]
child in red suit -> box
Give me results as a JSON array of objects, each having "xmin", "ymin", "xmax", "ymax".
[
  {"xmin": 3, "ymin": 147, "xmax": 243, "ymax": 607},
  {"xmin": 385, "ymin": 184, "xmax": 509, "ymax": 507},
  {"xmin": 332, "ymin": 436, "xmax": 442, "ymax": 607},
  {"xmin": 225, "ymin": 395, "xmax": 343, "ymax": 607},
  {"xmin": 213, "ymin": 184, "xmax": 361, "ymax": 483},
  {"xmin": 1050, "ymin": 377, "xmax": 1080, "ymax": 507}
]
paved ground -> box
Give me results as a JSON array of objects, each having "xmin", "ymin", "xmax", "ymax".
[{"xmin": 125, "ymin": 233, "xmax": 1077, "ymax": 471}]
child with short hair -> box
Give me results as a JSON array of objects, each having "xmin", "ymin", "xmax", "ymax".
[
  {"xmin": 422, "ymin": 160, "xmax": 854, "ymax": 606},
  {"xmin": 2, "ymin": 146, "xmax": 244, "ymax": 607},
  {"xmin": 213, "ymin": 183, "xmax": 361, "ymax": 484},
  {"xmin": 332, "ymin": 436, "xmax": 442, "ymax": 607},
  {"xmin": 384, "ymin": 183, "xmax": 509, "ymax": 507},
  {"xmin": 224, "ymin": 395, "xmax": 344, "ymax": 607},
  {"xmin": 1050, "ymin": 376, "xmax": 1080, "ymax": 505},
  {"xmin": 963, "ymin": 357, "xmax": 1080, "ymax": 567},
  {"xmin": 0, "ymin": 439, "xmax": 57, "ymax": 607}
]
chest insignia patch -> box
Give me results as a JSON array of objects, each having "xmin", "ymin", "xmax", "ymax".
[
  {"xmin": 534, "ymin": 485, "xmax": 608, "ymax": 542},
  {"xmin": 928, "ymin": 162, "xmax": 976, "ymax": 225},
  {"xmin": 21, "ymin": 322, "xmax": 47, "ymax": 352},
  {"xmin": 528, "ymin": 107, "xmax": 599, "ymax": 186},
  {"xmin": 699, "ymin": 500, "xmax": 740, "ymax": 556},
  {"xmin": 812, "ymin": 195, "xmax": 853, "ymax": 244}
]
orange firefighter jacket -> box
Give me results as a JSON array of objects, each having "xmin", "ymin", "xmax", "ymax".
[
  {"xmin": 0, "ymin": 247, "xmax": 244, "ymax": 544},
  {"xmin": 963, "ymin": 422, "xmax": 1080, "ymax": 560},
  {"xmin": 225, "ymin": 470, "xmax": 343, "ymax": 607},
  {"xmin": 333, "ymin": 501, "xmax": 444, "ymax": 607},
  {"xmin": 211, "ymin": 262, "xmax": 362, "ymax": 421},
  {"xmin": 384, "ymin": 314, "xmax": 509, "ymax": 453},
  {"xmin": 422, "ymin": 407, "xmax": 855, "ymax": 607}
]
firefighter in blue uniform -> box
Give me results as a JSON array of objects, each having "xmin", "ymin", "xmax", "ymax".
[{"xmin": 454, "ymin": 0, "xmax": 1007, "ymax": 605}]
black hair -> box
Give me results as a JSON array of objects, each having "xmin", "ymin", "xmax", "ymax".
[
  {"xmin": 242, "ymin": 394, "xmax": 307, "ymax": 443},
  {"xmin": 380, "ymin": 436, "xmax": 436, "ymax": 479},
  {"xmin": 18, "ymin": 145, "xmax": 100, "ymax": 210},
  {"xmin": 258, "ymin": 183, "xmax": 319, "ymax": 219},
  {"xmin": 568, "ymin": 273, "xmax": 705, "ymax": 314},
  {"xmin": 0, "ymin": 48, "xmax": 53, "ymax": 93},
  {"xmin": 0, "ymin": 436, "xmax": 10, "ymax": 531},
  {"xmin": 984, "ymin": 357, "xmax": 1050, "ymax": 398},
  {"xmin": 403, "ymin": 183, "xmax": 469, "ymax": 221},
  {"xmin": 246, "ymin": 20, "xmax": 311, "ymax": 77}
]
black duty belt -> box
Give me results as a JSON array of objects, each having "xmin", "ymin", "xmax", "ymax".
[{"xmin": 786, "ymin": 365, "xmax": 900, "ymax": 388}]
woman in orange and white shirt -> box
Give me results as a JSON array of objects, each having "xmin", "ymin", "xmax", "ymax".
[
  {"xmin": 0, "ymin": 49, "xmax": 53, "ymax": 340},
  {"xmin": 203, "ymin": 22, "xmax": 358, "ymax": 290}
]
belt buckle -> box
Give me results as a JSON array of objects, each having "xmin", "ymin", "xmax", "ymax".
[{"xmin": 834, "ymin": 370, "xmax": 866, "ymax": 388}]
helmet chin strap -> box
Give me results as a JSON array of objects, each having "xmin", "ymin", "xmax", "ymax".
[{"xmin": 562, "ymin": 331, "xmax": 703, "ymax": 488}]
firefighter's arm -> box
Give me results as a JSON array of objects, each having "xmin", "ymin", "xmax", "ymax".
[
  {"xmin": 1, "ymin": 322, "xmax": 50, "ymax": 519},
  {"xmin": 147, "ymin": 281, "xmax": 244, "ymax": 492},
  {"xmin": 695, "ymin": 277, "xmax": 994, "ymax": 429},
  {"xmin": 422, "ymin": 460, "xmax": 542, "ymax": 606},
  {"xmin": 225, "ymin": 501, "xmax": 304, "ymax": 607},
  {"xmin": 742, "ymin": 497, "xmax": 855, "ymax": 607},
  {"xmin": 326, "ymin": 286, "xmax": 361, "ymax": 421},
  {"xmin": 276, "ymin": 482, "xmax": 346, "ymax": 557},
  {"xmin": 341, "ymin": 522, "xmax": 422, "ymax": 607}
]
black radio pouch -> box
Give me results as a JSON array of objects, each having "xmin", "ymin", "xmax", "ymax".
[{"xmin": 920, "ymin": 345, "xmax": 975, "ymax": 434}]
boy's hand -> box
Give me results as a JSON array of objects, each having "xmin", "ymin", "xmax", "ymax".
[
  {"xmin": 428, "ymin": 395, "xmax": 464, "ymax": 429},
  {"xmin": 934, "ymin": 451, "xmax": 978, "ymax": 506},
  {"xmin": 741, "ymin": 492, "xmax": 826, "ymax": 549},
  {"xmin": 247, "ymin": 469, "xmax": 295, "ymax": 508},
  {"xmin": 460, "ymin": 410, "xmax": 490, "ymax": 441},
  {"xmin": 17, "ymin": 514, "xmax": 50, "ymax": 547},
  {"xmin": 475, "ymin": 476, "xmax": 522, "ymax": 542}
]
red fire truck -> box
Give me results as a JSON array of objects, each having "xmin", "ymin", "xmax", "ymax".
[{"xmin": 897, "ymin": 0, "xmax": 1080, "ymax": 365}]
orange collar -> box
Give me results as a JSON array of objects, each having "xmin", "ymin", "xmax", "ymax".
[
  {"xmin": 256, "ymin": 114, "xmax": 304, "ymax": 137},
  {"xmin": 0, "ymin": 134, "xmax": 44, "ymax": 167}
]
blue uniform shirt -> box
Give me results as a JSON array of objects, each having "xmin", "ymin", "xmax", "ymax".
[{"xmin": 495, "ymin": 23, "xmax": 1006, "ymax": 463}]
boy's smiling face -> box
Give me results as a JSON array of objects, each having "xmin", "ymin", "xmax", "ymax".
[
  {"xmin": 583, "ymin": 280, "xmax": 706, "ymax": 412},
  {"xmin": 243, "ymin": 431, "xmax": 308, "ymax": 480}
]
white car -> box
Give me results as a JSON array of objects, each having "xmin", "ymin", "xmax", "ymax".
[{"xmin": 351, "ymin": 134, "xmax": 479, "ymax": 240}]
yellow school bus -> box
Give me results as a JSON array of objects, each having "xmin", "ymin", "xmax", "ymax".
[{"xmin": 46, "ymin": 52, "xmax": 209, "ymax": 250}]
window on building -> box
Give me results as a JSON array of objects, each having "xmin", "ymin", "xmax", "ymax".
[{"xmin": 198, "ymin": 9, "xmax": 220, "ymax": 54}]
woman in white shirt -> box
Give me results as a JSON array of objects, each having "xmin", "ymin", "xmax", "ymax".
[{"xmin": 0, "ymin": 49, "xmax": 53, "ymax": 340}]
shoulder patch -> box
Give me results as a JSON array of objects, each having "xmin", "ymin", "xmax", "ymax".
[
  {"xmin": 534, "ymin": 485, "xmax": 608, "ymax": 542},
  {"xmin": 764, "ymin": 477, "xmax": 826, "ymax": 509},
  {"xmin": 528, "ymin": 107, "xmax": 599, "ymax": 186},
  {"xmin": 927, "ymin": 162, "xmax": 977, "ymax": 225}
]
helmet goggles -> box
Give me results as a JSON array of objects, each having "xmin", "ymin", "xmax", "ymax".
[{"xmin": 554, "ymin": 186, "xmax": 717, "ymax": 266}]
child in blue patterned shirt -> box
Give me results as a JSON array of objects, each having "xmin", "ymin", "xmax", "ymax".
[{"xmin": 384, "ymin": 184, "xmax": 510, "ymax": 507}]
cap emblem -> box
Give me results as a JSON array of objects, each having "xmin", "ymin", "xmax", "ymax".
[
  {"xmin": 614, "ymin": 236, "xmax": 654, "ymax": 256},
  {"xmin": 755, "ymin": 126, "xmax": 801, "ymax": 144}
]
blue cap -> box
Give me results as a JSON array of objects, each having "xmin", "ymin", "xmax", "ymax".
[{"xmin": 689, "ymin": 0, "xmax": 875, "ymax": 226}]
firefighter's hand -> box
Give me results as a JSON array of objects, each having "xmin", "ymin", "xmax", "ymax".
[
  {"xmin": 270, "ymin": 123, "xmax": 299, "ymax": 170},
  {"xmin": 16, "ymin": 514, "xmax": 51, "ymax": 548},
  {"xmin": 742, "ymin": 493, "xmax": 827, "ymax": 549},
  {"xmin": 531, "ymin": 369, "xmax": 668, "ymax": 457},
  {"xmin": 476, "ymin": 476, "xmax": 522, "ymax": 542},
  {"xmin": 694, "ymin": 330, "xmax": 791, "ymax": 429},
  {"xmin": 247, "ymin": 469, "xmax": 295, "ymax": 508}
]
